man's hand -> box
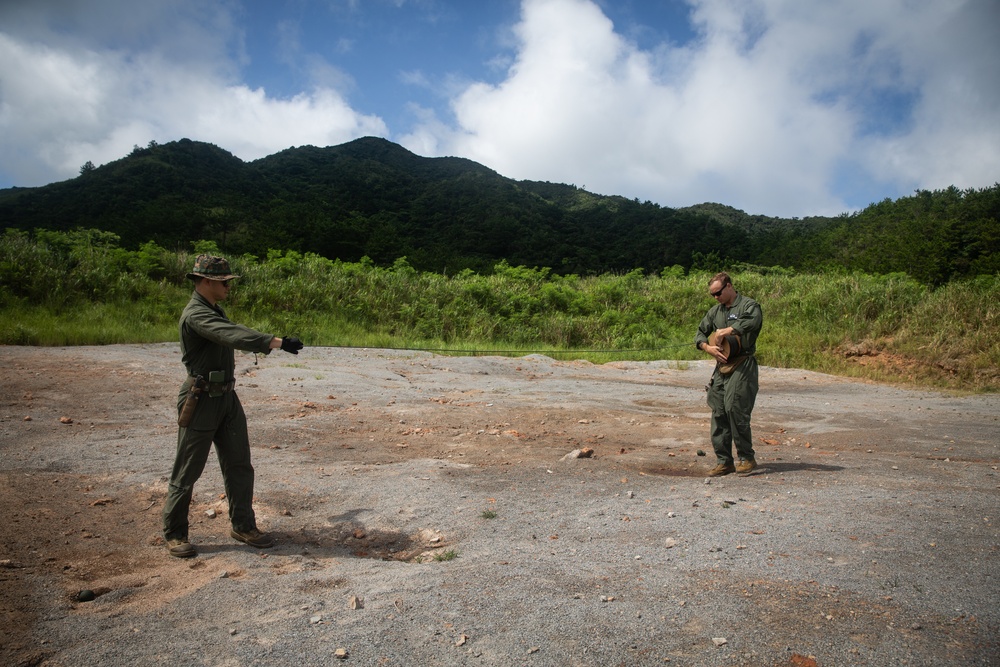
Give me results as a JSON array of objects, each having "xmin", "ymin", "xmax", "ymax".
[
  {"xmin": 704, "ymin": 344, "xmax": 728, "ymax": 363},
  {"xmin": 280, "ymin": 336, "xmax": 304, "ymax": 354}
]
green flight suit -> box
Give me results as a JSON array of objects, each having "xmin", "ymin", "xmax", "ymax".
[
  {"xmin": 694, "ymin": 293, "xmax": 763, "ymax": 465},
  {"xmin": 162, "ymin": 291, "xmax": 275, "ymax": 541}
]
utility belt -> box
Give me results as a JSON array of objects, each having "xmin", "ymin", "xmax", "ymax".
[
  {"xmin": 189, "ymin": 376, "xmax": 235, "ymax": 394},
  {"xmin": 178, "ymin": 371, "xmax": 233, "ymax": 427}
]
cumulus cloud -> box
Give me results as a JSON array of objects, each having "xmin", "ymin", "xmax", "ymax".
[
  {"xmin": 406, "ymin": 0, "xmax": 1000, "ymax": 216},
  {"xmin": 0, "ymin": 0, "xmax": 386, "ymax": 186},
  {"xmin": 1, "ymin": 0, "xmax": 996, "ymax": 218},
  {"xmin": 859, "ymin": 0, "xmax": 1000, "ymax": 189}
]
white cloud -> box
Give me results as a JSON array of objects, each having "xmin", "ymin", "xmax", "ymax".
[
  {"xmin": 0, "ymin": 0, "xmax": 387, "ymax": 186},
  {"xmin": 860, "ymin": 0, "xmax": 1000, "ymax": 189},
  {"xmin": 1, "ymin": 0, "xmax": 996, "ymax": 218},
  {"xmin": 406, "ymin": 0, "xmax": 1000, "ymax": 216}
]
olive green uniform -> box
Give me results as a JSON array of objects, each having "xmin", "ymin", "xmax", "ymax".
[
  {"xmin": 694, "ymin": 293, "xmax": 763, "ymax": 465},
  {"xmin": 162, "ymin": 291, "xmax": 275, "ymax": 542}
]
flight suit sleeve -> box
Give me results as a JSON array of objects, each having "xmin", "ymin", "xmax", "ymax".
[
  {"xmin": 694, "ymin": 306, "xmax": 718, "ymax": 350},
  {"xmin": 729, "ymin": 300, "xmax": 762, "ymax": 338},
  {"xmin": 186, "ymin": 303, "xmax": 274, "ymax": 354},
  {"xmin": 729, "ymin": 298, "xmax": 763, "ymax": 353}
]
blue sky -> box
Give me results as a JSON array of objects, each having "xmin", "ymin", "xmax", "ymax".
[{"xmin": 1, "ymin": 0, "xmax": 997, "ymax": 218}]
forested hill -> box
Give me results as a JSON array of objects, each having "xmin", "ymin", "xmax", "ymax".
[{"xmin": 1, "ymin": 137, "xmax": 997, "ymax": 283}]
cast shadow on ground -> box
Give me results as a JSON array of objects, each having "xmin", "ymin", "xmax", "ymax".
[
  {"xmin": 638, "ymin": 460, "xmax": 845, "ymax": 478},
  {"xmin": 264, "ymin": 508, "xmax": 450, "ymax": 562},
  {"xmin": 752, "ymin": 461, "xmax": 845, "ymax": 474}
]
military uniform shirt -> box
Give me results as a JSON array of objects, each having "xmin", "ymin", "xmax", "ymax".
[
  {"xmin": 694, "ymin": 293, "xmax": 763, "ymax": 355},
  {"xmin": 179, "ymin": 291, "xmax": 274, "ymax": 382}
]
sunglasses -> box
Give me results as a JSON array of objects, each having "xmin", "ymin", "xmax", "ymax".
[
  {"xmin": 710, "ymin": 286, "xmax": 725, "ymax": 297},
  {"xmin": 220, "ymin": 280, "xmax": 231, "ymax": 287}
]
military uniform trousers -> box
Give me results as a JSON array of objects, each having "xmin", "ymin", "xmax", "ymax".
[
  {"xmin": 706, "ymin": 355, "xmax": 759, "ymax": 464},
  {"xmin": 163, "ymin": 387, "xmax": 257, "ymax": 540}
]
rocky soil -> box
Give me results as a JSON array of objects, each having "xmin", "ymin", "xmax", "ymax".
[{"xmin": 1, "ymin": 344, "xmax": 998, "ymax": 666}]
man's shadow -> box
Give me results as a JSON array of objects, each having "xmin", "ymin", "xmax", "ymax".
[
  {"xmin": 752, "ymin": 461, "xmax": 845, "ymax": 474},
  {"xmin": 263, "ymin": 508, "xmax": 436, "ymax": 562}
]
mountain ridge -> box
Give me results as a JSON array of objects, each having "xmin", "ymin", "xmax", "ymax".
[{"xmin": 2, "ymin": 137, "xmax": 995, "ymax": 283}]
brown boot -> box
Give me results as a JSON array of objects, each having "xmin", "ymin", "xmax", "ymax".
[
  {"xmin": 166, "ymin": 538, "xmax": 197, "ymax": 558},
  {"xmin": 230, "ymin": 528, "xmax": 275, "ymax": 548},
  {"xmin": 736, "ymin": 458, "xmax": 758, "ymax": 474},
  {"xmin": 707, "ymin": 462, "xmax": 736, "ymax": 477}
]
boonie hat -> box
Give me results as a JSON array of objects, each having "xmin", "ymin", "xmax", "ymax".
[
  {"xmin": 709, "ymin": 330, "xmax": 744, "ymax": 374},
  {"xmin": 187, "ymin": 254, "xmax": 239, "ymax": 281}
]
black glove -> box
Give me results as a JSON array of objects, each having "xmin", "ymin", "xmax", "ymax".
[{"xmin": 280, "ymin": 336, "xmax": 304, "ymax": 354}]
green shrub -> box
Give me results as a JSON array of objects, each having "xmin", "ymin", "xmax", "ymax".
[{"xmin": 2, "ymin": 231, "xmax": 996, "ymax": 391}]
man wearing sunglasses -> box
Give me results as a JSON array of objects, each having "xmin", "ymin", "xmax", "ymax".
[
  {"xmin": 162, "ymin": 254, "xmax": 304, "ymax": 558},
  {"xmin": 694, "ymin": 272, "xmax": 763, "ymax": 476}
]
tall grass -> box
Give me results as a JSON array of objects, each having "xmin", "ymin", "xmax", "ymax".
[{"xmin": 2, "ymin": 229, "xmax": 997, "ymax": 391}]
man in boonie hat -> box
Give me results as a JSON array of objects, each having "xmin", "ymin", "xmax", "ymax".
[
  {"xmin": 186, "ymin": 253, "xmax": 240, "ymax": 281},
  {"xmin": 694, "ymin": 272, "xmax": 763, "ymax": 477},
  {"xmin": 162, "ymin": 254, "xmax": 304, "ymax": 558}
]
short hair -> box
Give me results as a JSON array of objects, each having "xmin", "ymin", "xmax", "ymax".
[{"xmin": 709, "ymin": 272, "xmax": 732, "ymax": 287}]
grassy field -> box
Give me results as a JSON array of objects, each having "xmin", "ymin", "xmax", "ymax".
[{"xmin": 2, "ymin": 230, "xmax": 997, "ymax": 392}]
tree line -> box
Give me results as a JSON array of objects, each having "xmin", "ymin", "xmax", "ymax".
[{"xmin": 0, "ymin": 137, "xmax": 996, "ymax": 284}]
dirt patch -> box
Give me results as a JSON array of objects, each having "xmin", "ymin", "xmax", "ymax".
[{"xmin": 1, "ymin": 344, "xmax": 998, "ymax": 666}]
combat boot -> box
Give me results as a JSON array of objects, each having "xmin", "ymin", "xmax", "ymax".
[
  {"xmin": 230, "ymin": 527, "xmax": 275, "ymax": 548},
  {"xmin": 166, "ymin": 538, "xmax": 197, "ymax": 558},
  {"xmin": 707, "ymin": 462, "xmax": 736, "ymax": 476}
]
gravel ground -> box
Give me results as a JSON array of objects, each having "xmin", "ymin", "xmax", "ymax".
[{"xmin": 1, "ymin": 343, "xmax": 998, "ymax": 666}]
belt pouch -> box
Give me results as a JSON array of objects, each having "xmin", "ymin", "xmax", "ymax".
[{"xmin": 208, "ymin": 370, "xmax": 225, "ymax": 397}]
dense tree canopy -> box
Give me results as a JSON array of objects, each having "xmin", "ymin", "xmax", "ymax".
[{"xmin": 0, "ymin": 137, "xmax": 996, "ymax": 283}]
